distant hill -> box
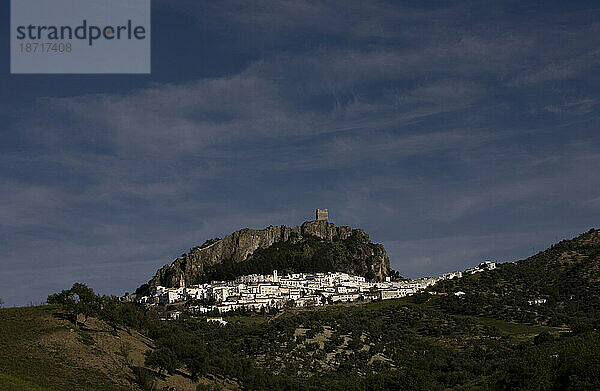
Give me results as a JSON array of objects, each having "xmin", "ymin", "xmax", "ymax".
[
  {"xmin": 434, "ymin": 228, "xmax": 600, "ymax": 331},
  {"xmin": 137, "ymin": 219, "xmax": 395, "ymax": 295}
]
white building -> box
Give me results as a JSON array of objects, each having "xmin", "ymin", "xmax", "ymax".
[
  {"xmin": 139, "ymin": 260, "xmax": 501, "ymax": 317},
  {"xmin": 207, "ymin": 317, "xmax": 228, "ymax": 325},
  {"xmin": 528, "ymin": 298, "xmax": 547, "ymax": 305}
]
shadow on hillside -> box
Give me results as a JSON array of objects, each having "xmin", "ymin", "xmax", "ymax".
[
  {"xmin": 130, "ymin": 365, "xmax": 197, "ymax": 391},
  {"xmin": 52, "ymin": 311, "xmax": 75, "ymax": 323},
  {"xmin": 51, "ymin": 312, "xmax": 120, "ymax": 334}
]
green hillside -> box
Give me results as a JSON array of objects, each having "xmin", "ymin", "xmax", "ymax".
[
  {"xmin": 434, "ymin": 229, "xmax": 600, "ymax": 331},
  {"xmin": 2, "ymin": 297, "xmax": 598, "ymax": 390},
  {"xmin": 2, "ymin": 229, "xmax": 600, "ymax": 390}
]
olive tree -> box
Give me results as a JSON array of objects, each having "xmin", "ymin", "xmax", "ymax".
[{"xmin": 47, "ymin": 283, "xmax": 101, "ymax": 326}]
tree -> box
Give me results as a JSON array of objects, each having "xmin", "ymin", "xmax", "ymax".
[
  {"xmin": 534, "ymin": 331, "xmax": 554, "ymax": 345},
  {"xmin": 145, "ymin": 347, "xmax": 178, "ymax": 377},
  {"xmin": 0, "ymin": 297, "xmax": 3, "ymax": 307},
  {"xmin": 183, "ymin": 345, "xmax": 209, "ymax": 381},
  {"xmin": 47, "ymin": 283, "xmax": 101, "ymax": 326}
]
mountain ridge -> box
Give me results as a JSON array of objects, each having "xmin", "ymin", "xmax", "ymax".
[{"xmin": 139, "ymin": 219, "xmax": 393, "ymax": 294}]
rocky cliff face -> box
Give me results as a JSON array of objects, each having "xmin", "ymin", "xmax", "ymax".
[{"xmin": 141, "ymin": 220, "xmax": 392, "ymax": 292}]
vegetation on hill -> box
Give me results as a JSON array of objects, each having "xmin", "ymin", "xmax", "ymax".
[
  {"xmin": 433, "ymin": 228, "xmax": 600, "ymax": 332},
  {"xmin": 5, "ymin": 290, "xmax": 599, "ymax": 390},
  {"xmin": 198, "ymin": 232, "xmax": 400, "ymax": 283},
  {"xmin": 3, "ymin": 229, "xmax": 600, "ymax": 390}
]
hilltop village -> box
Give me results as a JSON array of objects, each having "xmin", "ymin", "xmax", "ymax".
[
  {"xmin": 137, "ymin": 261, "xmax": 497, "ymax": 315},
  {"xmin": 136, "ymin": 209, "xmax": 498, "ymax": 316}
]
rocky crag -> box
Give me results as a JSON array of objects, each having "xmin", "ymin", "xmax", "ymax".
[{"xmin": 139, "ymin": 219, "xmax": 393, "ymax": 293}]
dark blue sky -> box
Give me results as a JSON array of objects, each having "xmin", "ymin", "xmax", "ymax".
[{"xmin": 2, "ymin": 0, "xmax": 600, "ymax": 306}]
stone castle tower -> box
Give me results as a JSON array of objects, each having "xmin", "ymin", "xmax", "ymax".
[{"xmin": 316, "ymin": 208, "xmax": 328, "ymax": 221}]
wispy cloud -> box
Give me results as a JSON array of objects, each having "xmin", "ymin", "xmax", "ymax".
[{"xmin": 2, "ymin": 0, "xmax": 600, "ymax": 305}]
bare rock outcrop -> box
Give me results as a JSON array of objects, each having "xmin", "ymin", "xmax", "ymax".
[{"xmin": 140, "ymin": 219, "xmax": 392, "ymax": 292}]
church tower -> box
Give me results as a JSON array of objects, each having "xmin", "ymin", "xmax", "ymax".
[{"xmin": 179, "ymin": 274, "xmax": 185, "ymax": 289}]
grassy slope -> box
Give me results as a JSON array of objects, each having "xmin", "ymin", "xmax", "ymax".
[
  {"xmin": 0, "ymin": 306, "xmax": 234, "ymax": 391},
  {"xmin": 0, "ymin": 306, "xmax": 146, "ymax": 391}
]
